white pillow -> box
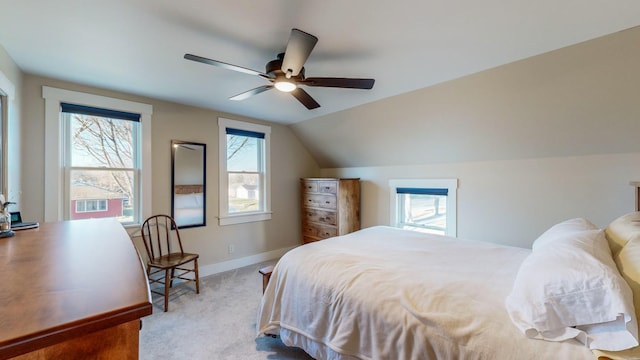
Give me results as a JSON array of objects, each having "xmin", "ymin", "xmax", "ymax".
[
  {"xmin": 605, "ymin": 211, "xmax": 640, "ymax": 256},
  {"xmin": 531, "ymin": 217, "xmax": 598, "ymax": 251},
  {"xmin": 506, "ymin": 219, "xmax": 638, "ymax": 351}
]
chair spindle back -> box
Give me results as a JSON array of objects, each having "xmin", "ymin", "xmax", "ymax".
[{"xmin": 141, "ymin": 215, "xmax": 185, "ymax": 260}]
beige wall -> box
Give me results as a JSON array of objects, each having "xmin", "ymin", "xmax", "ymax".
[
  {"xmin": 322, "ymin": 153, "xmax": 640, "ymax": 248},
  {"xmin": 19, "ymin": 74, "xmax": 320, "ymax": 273},
  {"xmin": 294, "ymin": 27, "xmax": 640, "ymax": 247}
]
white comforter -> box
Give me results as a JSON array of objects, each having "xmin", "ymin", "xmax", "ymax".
[
  {"xmin": 257, "ymin": 226, "xmax": 595, "ymax": 359},
  {"xmin": 174, "ymin": 207, "xmax": 203, "ymax": 227}
]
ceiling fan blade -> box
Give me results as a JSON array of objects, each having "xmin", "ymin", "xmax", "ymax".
[
  {"xmin": 290, "ymin": 88, "xmax": 320, "ymax": 110},
  {"xmin": 184, "ymin": 53, "xmax": 268, "ymax": 78},
  {"xmin": 302, "ymin": 77, "xmax": 375, "ymax": 89},
  {"xmin": 281, "ymin": 29, "xmax": 318, "ymax": 77},
  {"xmin": 229, "ymin": 85, "xmax": 274, "ymax": 101}
]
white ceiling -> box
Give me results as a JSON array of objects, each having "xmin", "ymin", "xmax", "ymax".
[{"xmin": 1, "ymin": 0, "xmax": 639, "ymax": 125}]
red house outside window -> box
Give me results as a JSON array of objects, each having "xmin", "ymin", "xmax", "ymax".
[{"xmin": 70, "ymin": 182, "xmax": 125, "ymax": 220}]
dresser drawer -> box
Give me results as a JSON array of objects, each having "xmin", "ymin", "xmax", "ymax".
[
  {"xmin": 316, "ymin": 226, "xmax": 337, "ymax": 239},
  {"xmin": 303, "ymin": 194, "xmax": 337, "ymax": 209},
  {"xmin": 302, "ymin": 223, "xmax": 338, "ymax": 239},
  {"xmin": 302, "ymin": 223, "xmax": 318, "ymax": 237},
  {"xmin": 317, "ymin": 181, "xmax": 337, "ymax": 194},
  {"xmin": 301, "ymin": 180, "xmax": 318, "ymax": 193},
  {"xmin": 302, "ymin": 236, "xmax": 318, "ymax": 244},
  {"xmin": 303, "ymin": 209, "xmax": 337, "ymax": 225}
]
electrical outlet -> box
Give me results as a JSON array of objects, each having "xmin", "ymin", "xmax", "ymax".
[{"xmin": 228, "ymin": 244, "xmax": 235, "ymax": 254}]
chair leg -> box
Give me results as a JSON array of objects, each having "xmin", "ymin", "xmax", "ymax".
[
  {"xmin": 170, "ymin": 268, "xmax": 175, "ymax": 288},
  {"xmin": 164, "ymin": 268, "xmax": 171, "ymax": 312},
  {"xmin": 194, "ymin": 259, "xmax": 200, "ymax": 294}
]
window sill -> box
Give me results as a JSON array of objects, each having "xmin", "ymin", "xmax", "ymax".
[{"xmin": 219, "ymin": 212, "xmax": 272, "ymax": 226}]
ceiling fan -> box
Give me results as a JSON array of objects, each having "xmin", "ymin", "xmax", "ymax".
[{"xmin": 184, "ymin": 28, "xmax": 375, "ymax": 110}]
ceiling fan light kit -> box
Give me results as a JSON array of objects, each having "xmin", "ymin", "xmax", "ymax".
[
  {"xmin": 274, "ymin": 81, "xmax": 297, "ymax": 92},
  {"xmin": 184, "ymin": 28, "xmax": 375, "ymax": 110}
]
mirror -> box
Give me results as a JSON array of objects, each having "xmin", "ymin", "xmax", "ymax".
[{"xmin": 171, "ymin": 140, "xmax": 206, "ymax": 228}]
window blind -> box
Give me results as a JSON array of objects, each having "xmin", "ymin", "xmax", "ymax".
[
  {"xmin": 226, "ymin": 128, "xmax": 265, "ymax": 139},
  {"xmin": 396, "ymin": 187, "xmax": 448, "ymax": 196},
  {"xmin": 61, "ymin": 103, "xmax": 141, "ymax": 122}
]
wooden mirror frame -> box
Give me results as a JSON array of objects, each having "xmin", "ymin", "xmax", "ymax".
[{"xmin": 171, "ymin": 140, "xmax": 206, "ymax": 229}]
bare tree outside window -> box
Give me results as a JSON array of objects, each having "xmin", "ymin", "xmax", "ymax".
[
  {"xmin": 227, "ymin": 135, "xmax": 249, "ymax": 162},
  {"xmin": 68, "ymin": 114, "xmax": 137, "ymax": 222},
  {"xmin": 72, "ymin": 115, "xmax": 133, "ymax": 193}
]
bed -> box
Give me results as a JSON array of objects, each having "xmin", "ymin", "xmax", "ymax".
[
  {"xmin": 173, "ymin": 184, "xmax": 204, "ymax": 226},
  {"xmin": 257, "ymin": 212, "xmax": 640, "ymax": 359}
]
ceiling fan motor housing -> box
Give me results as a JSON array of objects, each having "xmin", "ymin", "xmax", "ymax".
[{"xmin": 266, "ymin": 55, "xmax": 305, "ymax": 80}]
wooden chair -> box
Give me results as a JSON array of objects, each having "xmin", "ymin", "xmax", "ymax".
[{"xmin": 141, "ymin": 214, "xmax": 200, "ymax": 312}]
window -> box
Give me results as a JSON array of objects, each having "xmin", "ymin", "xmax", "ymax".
[
  {"xmin": 390, "ymin": 179, "xmax": 458, "ymax": 237},
  {"xmin": 43, "ymin": 86, "xmax": 152, "ymax": 225},
  {"xmin": 76, "ymin": 199, "xmax": 108, "ymax": 213},
  {"xmin": 218, "ymin": 118, "xmax": 271, "ymax": 225},
  {"xmin": 62, "ymin": 103, "xmax": 139, "ymax": 224}
]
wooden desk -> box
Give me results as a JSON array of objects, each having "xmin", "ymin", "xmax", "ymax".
[{"xmin": 0, "ymin": 218, "xmax": 152, "ymax": 359}]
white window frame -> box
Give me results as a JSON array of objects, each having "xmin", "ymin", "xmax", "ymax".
[
  {"xmin": 389, "ymin": 178, "xmax": 458, "ymax": 237},
  {"xmin": 43, "ymin": 86, "xmax": 152, "ymax": 226},
  {"xmin": 218, "ymin": 117, "xmax": 271, "ymax": 226}
]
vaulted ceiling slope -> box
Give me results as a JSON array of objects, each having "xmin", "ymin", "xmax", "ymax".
[
  {"xmin": 290, "ymin": 26, "xmax": 640, "ymax": 168},
  {"xmin": 1, "ymin": 1, "xmax": 640, "ymax": 125}
]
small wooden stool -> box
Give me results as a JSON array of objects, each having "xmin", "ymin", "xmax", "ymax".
[{"xmin": 259, "ymin": 265, "xmax": 275, "ymax": 293}]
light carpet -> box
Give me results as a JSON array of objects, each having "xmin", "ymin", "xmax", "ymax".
[{"xmin": 139, "ymin": 262, "xmax": 313, "ymax": 360}]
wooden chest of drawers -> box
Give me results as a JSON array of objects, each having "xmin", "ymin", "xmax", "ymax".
[{"xmin": 301, "ymin": 178, "xmax": 360, "ymax": 244}]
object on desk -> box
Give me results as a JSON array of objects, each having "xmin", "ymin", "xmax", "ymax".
[
  {"xmin": 0, "ymin": 211, "xmax": 10, "ymax": 233},
  {"xmin": 10, "ymin": 212, "xmax": 39, "ymax": 230},
  {"xmin": 0, "ymin": 230, "xmax": 14, "ymax": 238},
  {"xmin": 0, "ymin": 194, "xmax": 15, "ymax": 234}
]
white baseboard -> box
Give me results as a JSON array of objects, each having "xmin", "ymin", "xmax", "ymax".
[{"xmin": 198, "ymin": 245, "xmax": 296, "ymax": 278}]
